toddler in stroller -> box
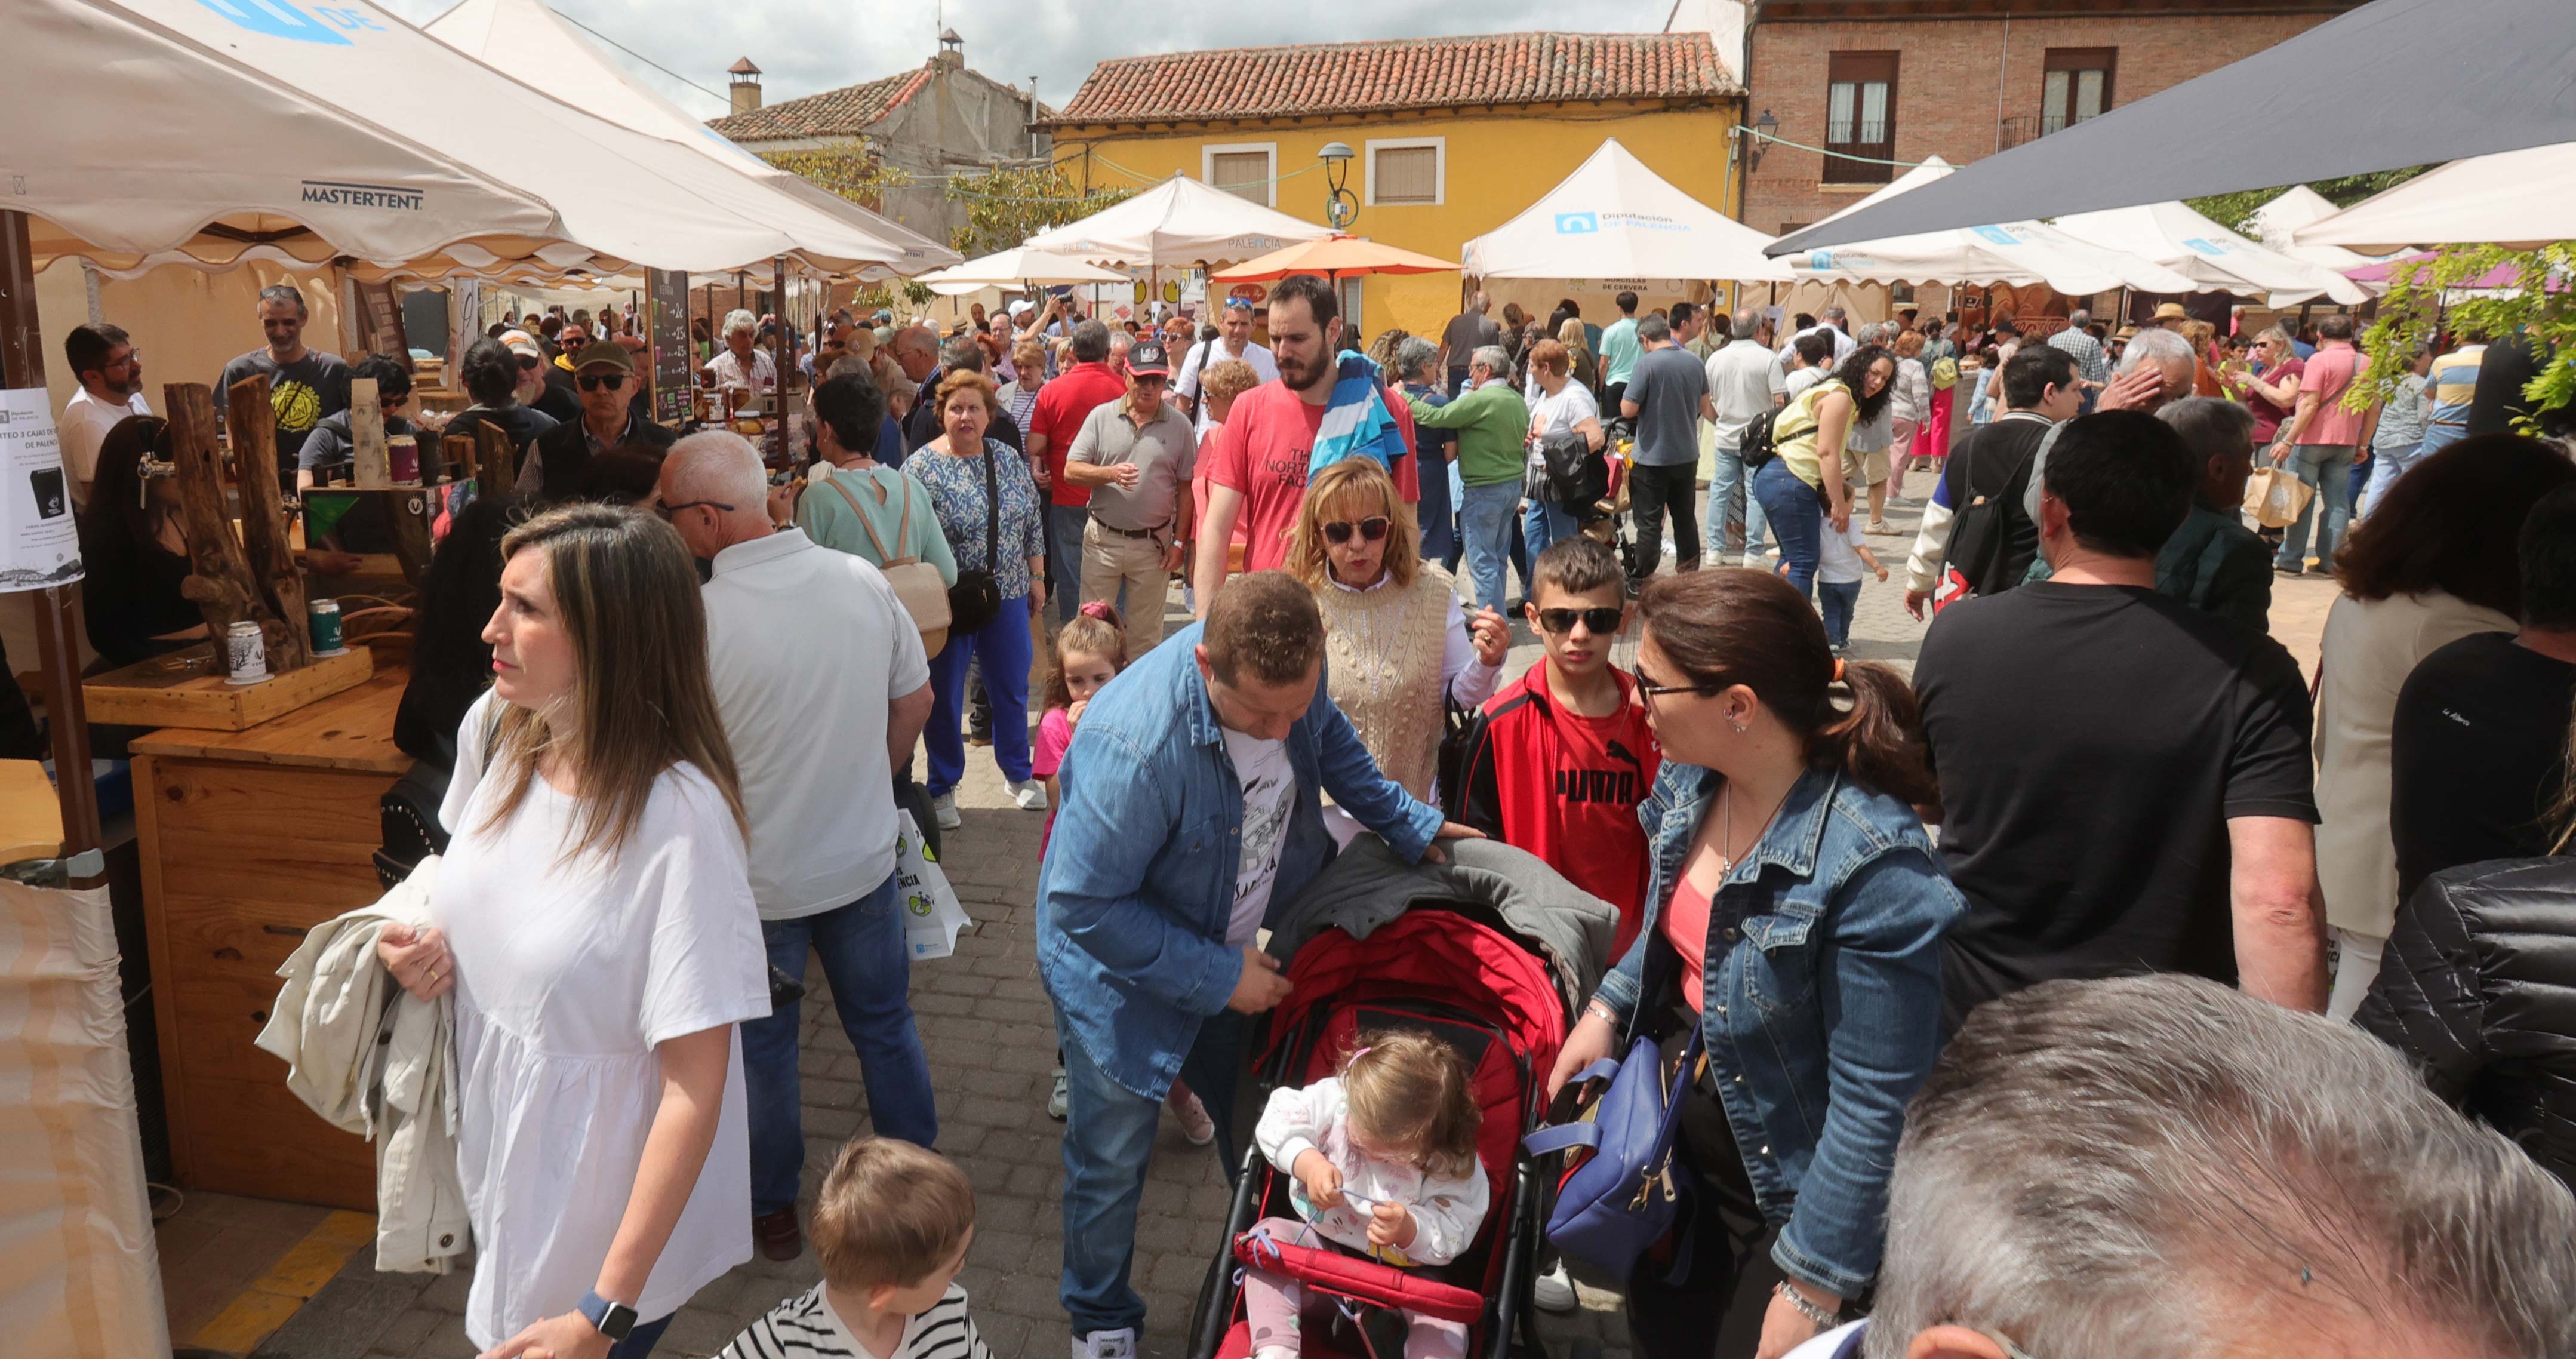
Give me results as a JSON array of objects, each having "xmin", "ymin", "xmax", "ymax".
[{"xmin": 1245, "ymin": 1032, "xmax": 1490, "ymax": 1359}]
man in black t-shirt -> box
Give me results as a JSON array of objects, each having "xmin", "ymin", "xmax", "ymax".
[
  {"xmin": 1441, "ymin": 293, "xmax": 1500, "ymax": 393},
  {"xmin": 1901, "ymin": 345, "xmax": 2079, "ymax": 617},
  {"xmin": 1915, "ymin": 411, "xmax": 2325, "ymax": 1030},
  {"xmin": 2391, "ymin": 484, "xmax": 2576, "ymax": 900},
  {"xmin": 216, "ymin": 283, "xmax": 350, "ymax": 489}
]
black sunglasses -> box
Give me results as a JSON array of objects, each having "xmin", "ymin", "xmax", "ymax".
[
  {"xmin": 1322, "ymin": 516, "xmax": 1390, "ymax": 545},
  {"xmin": 578, "ymin": 372, "xmax": 628, "ymax": 391},
  {"xmin": 515, "ymin": 355, "xmax": 543, "ymax": 370},
  {"xmin": 1537, "ymin": 606, "xmax": 1623, "ymax": 636}
]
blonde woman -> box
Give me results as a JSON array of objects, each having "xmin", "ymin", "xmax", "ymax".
[
  {"xmin": 1555, "ymin": 317, "xmax": 1598, "ymax": 395},
  {"xmin": 1287, "ymin": 458, "xmax": 1507, "ymax": 824},
  {"xmin": 374, "ymin": 505, "xmax": 767, "ymax": 1358},
  {"xmin": 998, "ymin": 336, "xmax": 1049, "ymax": 433}
]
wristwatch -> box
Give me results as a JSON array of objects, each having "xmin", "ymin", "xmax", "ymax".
[{"xmin": 577, "ymin": 1289, "xmax": 638, "ymax": 1342}]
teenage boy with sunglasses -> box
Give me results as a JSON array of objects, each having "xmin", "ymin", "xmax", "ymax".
[
  {"xmin": 518, "ymin": 340, "xmax": 678, "ymax": 497},
  {"xmin": 1448, "ymin": 536, "xmax": 1660, "ymax": 957}
]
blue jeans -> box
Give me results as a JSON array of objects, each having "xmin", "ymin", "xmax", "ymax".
[
  {"xmin": 1707, "ymin": 447, "xmax": 1750, "ymax": 557},
  {"xmin": 928, "ymin": 595, "xmax": 1034, "ymax": 795},
  {"xmin": 1522, "ymin": 494, "xmax": 1577, "ymax": 592},
  {"xmin": 1459, "ymin": 481, "xmax": 1521, "ymax": 611},
  {"xmin": 1754, "ymin": 459, "xmax": 1825, "ymax": 598},
  {"xmin": 1048, "ymin": 503, "xmax": 1090, "ymax": 628},
  {"xmin": 1816, "ymin": 579, "xmax": 1861, "ymax": 648},
  {"xmin": 2359, "ymin": 440, "xmax": 2424, "ymax": 516},
  {"xmin": 1416, "ymin": 449, "xmax": 1457, "ymax": 566},
  {"xmin": 1059, "ymin": 1010, "xmax": 1249, "ymax": 1338},
  {"xmin": 744, "ymin": 872, "xmax": 935, "ymax": 1216},
  {"xmin": 1445, "ymin": 463, "xmax": 1467, "ymax": 572},
  {"xmin": 2275, "ymin": 444, "xmax": 2355, "ymax": 571}
]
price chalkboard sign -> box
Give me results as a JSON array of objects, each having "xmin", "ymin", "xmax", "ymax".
[{"xmin": 648, "ymin": 268, "xmax": 692, "ymax": 425}]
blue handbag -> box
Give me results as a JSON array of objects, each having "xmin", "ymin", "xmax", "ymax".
[{"xmin": 1522, "ymin": 1029, "xmax": 1703, "ymax": 1281}]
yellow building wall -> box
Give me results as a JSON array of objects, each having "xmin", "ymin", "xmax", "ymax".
[{"xmin": 1052, "ymin": 103, "xmax": 1743, "ymax": 342}]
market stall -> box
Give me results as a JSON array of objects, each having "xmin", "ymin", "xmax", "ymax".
[
  {"xmin": 2052, "ymin": 199, "xmax": 2370, "ymax": 306},
  {"xmin": 1023, "ymin": 174, "xmax": 1333, "ymax": 321},
  {"xmin": 1460, "ymin": 138, "xmax": 1789, "ymax": 323},
  {"xmin": 2295, "ymin": 140, "xmax": 2576, "ymax": 253}
]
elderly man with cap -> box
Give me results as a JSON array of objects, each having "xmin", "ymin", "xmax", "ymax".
[
  {"xmin": 1063, "ymin": 339, "xmax": 1196, "ymax": 657},
  {"xmin": 2152, "ymin": 301, "xmax": 2192, "ymax": 332},
  {"xmin": 518, "ymin": 340, "xmax": 678, "ymax": 497}
]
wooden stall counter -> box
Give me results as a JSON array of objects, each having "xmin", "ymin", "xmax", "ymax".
[{"xmin": 133, "ymin": 666, "xmax": 413, "ymax": 1212}]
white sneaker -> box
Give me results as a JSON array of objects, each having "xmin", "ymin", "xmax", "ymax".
[
  {"xmin": 1048, "ymin": 1066, "xmax": 1069, "ymax": 1120},
  {"xmin": 1011, "ymin": 779, "xmax": 1050, "ymax": 811},
  {"xmin": 1533, "ymin": 1259, "xmax": 1577, "ymax": 1312},
  {"xmin": 1167, "ymin": 1083, "xmax": 1215, "ymax": 1145},
  {"xmin": 1073, "ymin": 1328, "xmax": 1137, "ymax": 1359},
  {"xmin": 931, "ymin": 790, "xmax": 961, "ymax": 831}
]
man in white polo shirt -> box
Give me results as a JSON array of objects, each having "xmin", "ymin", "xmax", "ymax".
[
  {"xmin": 1171, "ymin": 297, "xmax": 1276, "ymax": 435},
  {"xmin": 655, "ymin": 431, "xmax": 935, "ymax": 1264}
]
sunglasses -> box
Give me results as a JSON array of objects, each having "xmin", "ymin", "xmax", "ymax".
[
  {"xmin": 1322, "ymin": 516, "xmax": 1390, "ymax": 546},
  {"xmin": 516, "ymin": 355, "xmax": 543, "ymax": 370},
  {"xmin": 1132, "ymin": 374, "xmax": 1169, "ymax": 387},
  {"xmin": 577, "ymin": 373, "xmax": 628, "ymax": 392},
  {"xmin": 1537, "ymin": 607, "xmax": 1623, "ymax": 636}
]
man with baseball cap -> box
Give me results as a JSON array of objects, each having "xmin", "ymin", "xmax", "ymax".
[
  {"xmin": 518, "ymin": 340, "xmax": 676, "ymax": 497},
  {"xmin": 1061, "ymin": 339, "xmax": 1196, "ymax": 656}
]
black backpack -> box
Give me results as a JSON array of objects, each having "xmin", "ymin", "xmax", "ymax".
[
  {"xmin": 1942, "ymin": 424, "xmax": 2053, "ymax": 599},
  {"xmin": 1735, "ymin": 407, "xmax": 1782, "ymax": 469}
]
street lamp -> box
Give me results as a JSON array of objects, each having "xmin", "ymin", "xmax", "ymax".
[
  {"xmin": 1319, "ymin": 141, "xmax": 1357, "ymax": 230},
  {"xmin": 1749, "ymin": 109, "xmax": 1779, "ymax": 170}
]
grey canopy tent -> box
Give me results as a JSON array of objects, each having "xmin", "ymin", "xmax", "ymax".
[{"xmin": 1767, "ymin": 0, "xmax": 2576, "ymax": 257}]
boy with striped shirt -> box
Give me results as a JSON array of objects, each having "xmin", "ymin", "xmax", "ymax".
[{"xmin": 720, "ymin": 1139, "xmax": 990, "ymax": 1359}]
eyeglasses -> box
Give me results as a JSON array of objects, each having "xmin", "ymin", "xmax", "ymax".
[
  {"xmin": 1630, "ymin": 662, "xmax": 1725, "ymax": 705},
  {"xmin": 1537, "ymin": 607, "xmax": 1623, "ymax": 636},
  {"xmin": 655, "ymin": 499, "xmax": 734, "ymax": 520},
  {"xmin": 1321, "ymin": 516, "xmax": 1390, "ymax": 545},
  {"xmin": 577, "ymin": 373, "xmax": 628, "ymax": 392}
]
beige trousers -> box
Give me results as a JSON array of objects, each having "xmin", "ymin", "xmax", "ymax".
[{"xmin": 1079, "ymin": 519, "xmax": 1169, "ymax": 657}]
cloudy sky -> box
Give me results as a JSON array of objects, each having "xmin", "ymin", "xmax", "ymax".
[{"xmin": 385, "ymin": 0, "xmax": 1678, "ymax": 122}]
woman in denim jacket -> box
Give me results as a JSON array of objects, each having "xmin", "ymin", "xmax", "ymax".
[{"xmin": 1547, "ymin": 569, "xmax": 1961, "ymax": 1359}]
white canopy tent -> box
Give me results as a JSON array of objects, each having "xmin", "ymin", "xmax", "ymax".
[
  {"xmin": 35, "ymin": 0, "xmax": 940, "ymax": 281},
  {"xmin": 2052, "ymin": 199, "xmax": 2369, "ymax": 305},
  {"xmin": 2250, "ymin": 186, "xmax": 2385, "ymax": 271},
  {"xmin": 2296, "ymin": 142, "xmax": 2576, "ymax": 253},
  {"xmin": 1461, "ymin": 139, "xmax": 1789, "ymax": 282},
  {"xmin": 1784, "ymin": 157, "xmax": 2194, "ymax": 295},
  {"xmin": 916, "ymin": 247, "xmax": 1131, "ymax": 297},
  {"xmin": 423, "ymin": 0, "xmax": 954, "ymax": 280},
  {"xmin": 1023, "ymin": 176, "xmax": 1330, "ymax": 268}
]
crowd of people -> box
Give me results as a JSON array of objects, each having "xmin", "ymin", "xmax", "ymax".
[{"xmin": 46, "ymin": 267, "xmax": 2576, "ymax": 1359}]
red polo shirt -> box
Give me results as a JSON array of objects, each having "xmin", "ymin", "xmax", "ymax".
[{"xmin": 1029, "ymin": 361, "xmax": 1128, "ymax": 508}]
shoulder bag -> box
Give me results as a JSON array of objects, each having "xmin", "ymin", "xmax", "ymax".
[
  {"xmin": 943, "ymin": 442, "xmax": 1005, "ymax": 636},
  {"xmin": 1940, "ymin": 423, "xmax": 2052, "ymax": 607},
  {"xmin": 1522, "ymin": 1027, "xmax": 1705, "ymax": 1282},
  {"xmin": 825, "ymin": 469, "xmax": 952, "ymax": 656}
]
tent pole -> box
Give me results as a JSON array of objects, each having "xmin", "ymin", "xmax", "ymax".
[{"xmin": 0, "ymin": 210, "xmax": 103, "ymax": 877}]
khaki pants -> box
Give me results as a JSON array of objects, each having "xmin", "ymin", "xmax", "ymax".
[{"xmin": 1079, "ymin": 519, "xmax": 1169, "ymax": 657}]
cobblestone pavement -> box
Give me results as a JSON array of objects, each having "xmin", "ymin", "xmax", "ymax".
[{"xmin": 264, "ymin": 476, "xmax": 1972, "ymax": 1359}]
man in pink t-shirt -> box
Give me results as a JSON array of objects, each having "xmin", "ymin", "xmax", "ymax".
[
  {"xmin": 1192, "ymin": 278, "xmax": 1417, "ymax": 613},
  {"xmin": 2267, "ymin": 312, "xmax": 2372, "ymax": 576}
]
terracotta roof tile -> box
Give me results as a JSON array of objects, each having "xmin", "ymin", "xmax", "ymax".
[
  {"xmin": 707, "ymin": 67, "xmax": 931, "ymax": 142},
  {"xmin": 1051, "ymin": 32, "xmax": 1736, "ymax": 126}
]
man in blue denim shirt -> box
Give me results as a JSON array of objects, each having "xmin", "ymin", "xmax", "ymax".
[{"xmin": 1039, "ymin": 573, "xmax": 1478, "ymax": 1359}]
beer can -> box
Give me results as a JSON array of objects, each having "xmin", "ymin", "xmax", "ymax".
[
  {"xmin": 308, "ymin": 598, "xmax": 346, "ymax": 656},
  {"xmin": 223, "ymin": 620, "xmax": 271, "ymax": 685},
  {"xmin": 387, "ymin": 434, "xmax": 420, "ymax": 484}
]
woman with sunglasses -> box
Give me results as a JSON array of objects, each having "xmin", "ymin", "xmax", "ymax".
[
  {"xmin": 519, "ymin": 342, "xmax": 679, "ymax": 499},
  {"xmin": 443, "ymin": 336, "xmax": 559, "ymax": 488},
  {"xmin": 1286, "ymin": 458, "xmax": 1509, "ymax": 822},
  {"xmin": 911, "ymin": 368, "xmax": 1050, "ymax": 826},
  {"xmin": 1545, "ymin": 568, "xmax": 1961, "ymax": 1359}
]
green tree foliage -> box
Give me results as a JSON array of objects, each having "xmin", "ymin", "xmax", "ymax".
[
  {"xmin": 2184, "ymin": 166, "xmax": 2436, "ymax": 235},
  {"xmin": 2354, "ymin": 245, "xmax": 2576, "ymax": 429},
  {"xmin": 946, "ymin": 164, "xmax": 1134, "ymax": 257},
  {"xmin": 758, "ymin": 144, "xmax": 910, "ymax": 210}
]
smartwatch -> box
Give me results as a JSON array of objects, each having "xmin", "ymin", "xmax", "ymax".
[{"xmin": 577, "ymin": 1289, "xmax": 638, "ymax": 1342}]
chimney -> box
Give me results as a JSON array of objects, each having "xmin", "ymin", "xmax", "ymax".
[
  {"xmin": 728, "ymin": 57, "xmax": 762, "ymax": 114},
  {"xmin": 936, "ymin": 27, "xmax": 964, "ymax": 70}
]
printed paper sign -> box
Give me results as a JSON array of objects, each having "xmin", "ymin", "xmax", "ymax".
[{"xmin": 0, "ymin": 388, "xmax": 84, "ymax": 592}]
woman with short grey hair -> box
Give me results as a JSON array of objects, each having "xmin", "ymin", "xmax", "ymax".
[{"xmin": 1392, "ymin": 336, "xmax": 1458, "ymax": 565}]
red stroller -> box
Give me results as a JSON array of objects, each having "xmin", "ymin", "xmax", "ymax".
[{"xmin": 1188, "ymin": 905, "xmax": 1571, "ymax": 1359}]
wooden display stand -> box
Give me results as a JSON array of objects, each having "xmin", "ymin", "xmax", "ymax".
[
  {"xmin": 82, "ymin": 643, "xmax": 374, "ymax": 732},
  {"xmin": 131, "ymin": 668, "xmax": 413, "ymax": 1211}
]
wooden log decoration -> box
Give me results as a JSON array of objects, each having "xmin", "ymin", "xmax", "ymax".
[
  {"xmin": 442, "ymin": 433, "xmax": 473, "ymax": 489},
  {"xmin": 164, "ymin": 383, "xmax": 296, "ymax": 671},
  {"xmin": 223, "ymin": 375, "xmax": 313, "ymax": 670},
  {"xmin": 473, "ymin": 419, "xmax": 514, "ymax": 494},
  {"xmin": 386, "ymin": 488, "xmax": 435, "ymax": 586},
  {"xmin": 348, "ymin": 376, "xmax": 391, "ymax": 488}
]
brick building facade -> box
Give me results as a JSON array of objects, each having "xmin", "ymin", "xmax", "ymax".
[{"xmin": 1729, "ymin": 0, "xmax": 2366, "ymax": 238}]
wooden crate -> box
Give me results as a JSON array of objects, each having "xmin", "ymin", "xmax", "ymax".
[{"xmin": 84, "ymin": 644, "xmax": 373, "ymax": 733}]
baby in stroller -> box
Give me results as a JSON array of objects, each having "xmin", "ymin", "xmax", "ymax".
[{"xmin": 1244, "ymin": 1031, "xmax": 1491, "ymax": 1359}]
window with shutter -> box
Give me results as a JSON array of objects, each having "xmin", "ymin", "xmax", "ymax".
[
  {"xmin": 2042, "ymin": 49, "xmax": 2116, "ymax": 136},
  {"xmin": 1210, "ymin": 150, "xmax": 1270, "ymax": 203},
  {"xmin": 1372, "ymin": 146, "xmax": 1438, "ymax": 205},
  {"xmin": 1823, "ymin": 52, "xmax": 1898, "ymax": 185}
]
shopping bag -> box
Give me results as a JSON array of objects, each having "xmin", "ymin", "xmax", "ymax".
[
  {"xmin": 2243, "ymin": 466, "xmax": 2316, "ymax": 530},
  {"xmin": 894, "ymin": 810, "xmax": 970, "ymax": 961}
]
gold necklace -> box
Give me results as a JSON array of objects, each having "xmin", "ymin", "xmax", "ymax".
[{"xmin": 1713, "ymin": 776, "xmax": 1798, "ymax": 877}]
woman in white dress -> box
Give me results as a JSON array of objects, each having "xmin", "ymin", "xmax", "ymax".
[{"xmin": 376, "ymin": 503, "xmax": 768, "ymax": 1358}]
